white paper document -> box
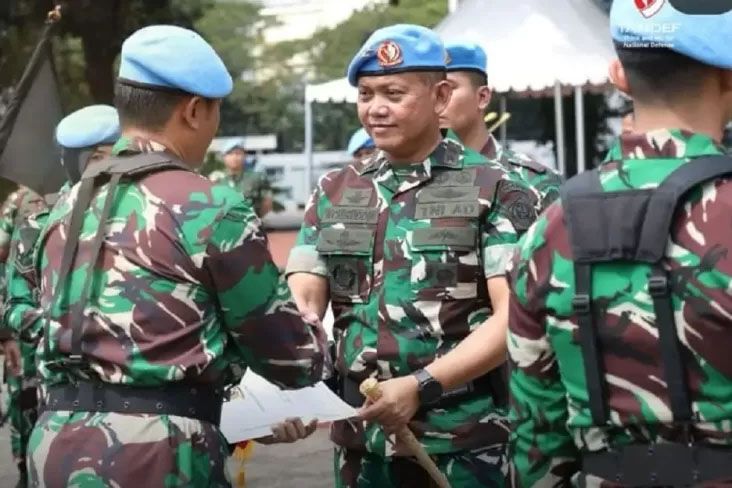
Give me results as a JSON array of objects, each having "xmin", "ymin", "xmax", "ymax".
[{"xmin": 220, "ymin": 370, "xmax": 357, "ymax": 443}]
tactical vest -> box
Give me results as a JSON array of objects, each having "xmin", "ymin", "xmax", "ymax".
[
  {"xmin": 41, "ymin": 152, "xmax": 225, "ymax": 426},
  {"xmin": 561, "ymin": 155, "xmax": 732, "ymax": 486}
]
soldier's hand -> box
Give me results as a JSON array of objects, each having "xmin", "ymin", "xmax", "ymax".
[
  {"xmin": 358, "ymin": 375, "xmax": 420, "ymax": 434},
  {"xmin": 301, "ymin": 311, "xmax": 321, "ymax": 327},
  {"xmin": 256, "ymin": 417, "xmax": 318, "ymax": 444},
  {"xmin": 2, "ymin": 340, "xmax": 21, "ymax": 377}
]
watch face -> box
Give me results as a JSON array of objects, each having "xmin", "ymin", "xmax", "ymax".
[{"xmin": 421, "ymin": 379, "xmax": 443, "ymax": 405}]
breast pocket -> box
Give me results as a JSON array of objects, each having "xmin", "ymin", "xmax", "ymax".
[
  {"xmin": 317, "ymin": 227, "xmax": 374, "ymax": 304},
  {"xmin": 408, "ymin": 225, "xmax": 481, "ymax": 301}
]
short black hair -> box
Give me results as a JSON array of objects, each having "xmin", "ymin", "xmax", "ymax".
[
  {"xmin": 614, "ymin": 43, "xmax": 712, "ymax": 103},
  {"xmin": 466, "ymin": 71, "xmax": 488, "ymax": 89},
  {"xmin": 114, "ymin": 82, "xmax": 187, "ymax": 131}
]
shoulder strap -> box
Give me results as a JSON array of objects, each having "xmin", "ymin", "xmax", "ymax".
[
  {"xmin": 83, "ymin": 151, "xmax": 189, "ymax": 179},
  {"xmin": 638, "ymin": 155, "xmax": 732, "ymax": 261},
  {"xmin": 646, "ymin": 154, "xmax": 732, "ymax": 424},
  {"xmin": 45, "ymin": 151, "xmax": 189, "ymax": 367},
  {"xmin": 562, "ymin": 169, "xmax": 609, "ymax": 425}
]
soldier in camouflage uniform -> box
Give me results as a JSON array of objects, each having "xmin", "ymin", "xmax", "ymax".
[
  {"xmin": 287, "ymin": 24, "xmax": 538, "ymax": 487},
  {"xmin": 211, "ymin": 139, "xmax": 274, "ymax": 218},
  {"xmin": 26, "ymin": 26, "xmax": 325, "ymax": 488},
  {"xmin": 0, "ymin": 186, "xmax": 46, "ymax": 487},
  {"xmin": 508, "ymin": 3, "xmax": 732, "ymax": 486},
  {"xmin": 440, "ymin": 41, "xmax": 562, "ymax": 213},
  {"xmin": 1, "ymin": 105, "xmax": 121, "ymax": 488}
]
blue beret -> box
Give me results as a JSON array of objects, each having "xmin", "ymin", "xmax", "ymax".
[
  {"xmin": 56, "ymin": 105, "xmax": 120, "ymax": 149},
  {"xmin": 118, "ymin": 25, "xmax": 233, "ymax": 98},
  {"xmin": 611, "ymin": 0, "xmax": 732, "ymax": 69},
  {"xmin": 445, "ymin": 42, "xmax": 487, "ymax": 75},
  {"xmin": 347, "ymin": 128, "xmax": 374, "ymax": 156},
  {"xmin": 222, "ymin": 138, "xmax": 246, "ymax": 154},
  {"xmin": 347, "ymin": 24, "xmax": 446, "ymax": 87}
]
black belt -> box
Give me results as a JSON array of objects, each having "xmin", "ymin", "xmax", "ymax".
[
  {"xmin": 43, "ymin": 381, "xmax": 224, "ymax": 426},
  {"xmin": 582, "ymin": 443, "xmax": 732, "ymax": 486},
  {"xmin": 342, "ymin": 372, "xmax": 498, "ymax": 410}
]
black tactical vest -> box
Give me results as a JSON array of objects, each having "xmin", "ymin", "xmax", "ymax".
[{"xmin": 562, "ymin": 155, "xmax": 732, "ymax": 486}]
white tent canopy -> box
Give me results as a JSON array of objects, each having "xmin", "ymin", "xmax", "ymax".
[
  {"xmin": 303, "ymin": 0, "xmax": 615, "ymax": 189},
  {"xmin": 436, "ymin": 0, "xmax": 614, "ymax": 94},
  {"xmin": 305, "ymin": 77, "xmax": 356, "ymax": 104}
]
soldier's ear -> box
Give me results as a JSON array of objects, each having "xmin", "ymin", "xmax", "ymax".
[
  {"xmin": 181, "ymin": 96, "xmax": 204, "ymax": 130},
  {"xmin": 477, "ymin": 85, "xmax": 492, "ymax": 112},
  {"xmin": 609, "ymin": 58, "xmax": 631, "ymax": 96},
  {"xmin": 434, "ymin": 79, "xmax": 452, "ymax": 116}
]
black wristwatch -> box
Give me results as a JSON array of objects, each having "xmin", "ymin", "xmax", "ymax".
[{"xmin": 413, "ymin": 369, "xmax": 443, "ymax": 406}]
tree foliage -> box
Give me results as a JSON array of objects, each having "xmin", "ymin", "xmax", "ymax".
[{"xmin": 299, "ymin": 0, "xmax": 447, "ymax": 82}]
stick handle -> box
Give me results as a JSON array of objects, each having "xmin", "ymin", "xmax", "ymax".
[{"xmin": 360, "ymin": 378, "xmax": 452, "ymax": 488}]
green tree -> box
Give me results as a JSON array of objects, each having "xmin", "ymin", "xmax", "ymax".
[
  {"xmin": 272, "ymin": 0, "xmax": 448, "ymax": 151},
  {"xmin": 305, "ymin": 0, "xmax": 447, "ymax": 82},
  {"xmin": 0, "ymin": 0, "xmax": 213, "ymax": 202}
]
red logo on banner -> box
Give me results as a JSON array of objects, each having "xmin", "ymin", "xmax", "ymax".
[{"xmin": 635, "ymin": 0, "xmax": 666, "ymax": 18}]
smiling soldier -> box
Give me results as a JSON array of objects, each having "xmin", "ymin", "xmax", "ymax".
[{"xmin": 286, "ymin": 23, "xmax": 538, "ymax": 488}]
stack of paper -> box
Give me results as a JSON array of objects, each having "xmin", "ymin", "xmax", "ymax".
[{"xmin": 220, "ymin": 370, "xmax": 357, "ymax": 443}]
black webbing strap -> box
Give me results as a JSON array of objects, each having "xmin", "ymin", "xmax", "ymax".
[
  {"xmin": 44, "ymin": 177, "xmax": 96, "ymax": 356},
  {"xmin": 637, "ymin": 155, "xmax": 732, "ymax": 262},
  {"xmin": 69, "ymin": 173, "xmax": 122, "ymax": 361},
  {"xmin": 649, "ymin": 265, "xmax": 692, "ymax": 422},
  {"xmin": 573, "ymin": 262, "xmax": 608, "ymax": 425},
  {"xmin": 44, "ymin": 152, "xmax": 190, "ymax": 363},
  {"xmin": 563, "ymin": 169, "xmax": 608, "ymax": 425}
]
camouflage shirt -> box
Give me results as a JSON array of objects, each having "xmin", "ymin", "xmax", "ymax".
[
  {"xmin": 507, "ymin": 129, "xmax": 732, "ymax": 487},
  {"xmin": 0, "ymin": 187, "xmax": 45, "ymax": 262},
  {"xmin": 211, "ymin": 169, "xmax": 273, "ymax": 218},
  {"xmin": 0, "ymin": 188, "xmax": 46, "ymax": 340},
  {"xmin": 3, "ymin": 197, "xmax": 49, "ymax": 341},
  {"xmin": 287, "ymin": 138, "xmax": 538, "ymax": 456},
  {"xmin": 481, "ymin": 135, "xmax": 563, "ymax": 213},
  {"xmin": 34, "ymin": 136, "xmax": 325, "ymax": 389}
]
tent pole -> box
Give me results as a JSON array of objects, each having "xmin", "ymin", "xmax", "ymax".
[
  {"xmin": 553, "ymin": 81, "xmax": 566, "ymax": 176},
  {"xmin": 499, "ymin": 96, "xmax": 508, "ymax": 147},
  {"xmin": 304, "ymin": 99, "xmax": 314, "ymax": 201},
  {"xmin": 574, "ymin": 85, "xmax": 586, "ymax": 174}
]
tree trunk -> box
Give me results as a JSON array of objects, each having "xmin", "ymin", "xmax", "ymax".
[
  {"xmin": 64, "ymin": 0, "xmax": 123, "ymax": 104},
  {"xmin": 81, "ymin": 36, "xmax": 116, "ymax": 103}
]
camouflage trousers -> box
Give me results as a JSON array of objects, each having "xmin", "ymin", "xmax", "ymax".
[
  {"xmin": 28, "ymin": 411, "xmax": 231, "ymax": 487},
  {"xmin": 334, "ymin": 444, "xmax": 507, "ymax": 488},
  {"xmin": 5, "ymin": 375, "xmax": 38, "ymax": 464}
]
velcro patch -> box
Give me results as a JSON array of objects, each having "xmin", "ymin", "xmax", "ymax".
[
  {"xmin": 415, "ymin": 201, "xmax": 480, "ymax": 219},
  {"xmin": 417, "ymin": 187, "xmax": 480, "ymax": 203},
  {"xmin": 322, "ymin": 207, "xmax": 379, "ymax": 224},
  {"xmin": 431, "ymin": 169, "xmax": 477, "ymax": 187},
  {"xmin": 339, "ymin": 188, "xmax": 373, "ymax": 207},
  {"xmin": 317, "ymin": 228, "xmax": 373, "ymax": 253},
  {"xmin": 412, "ymin": 227, "xmax": 476, "ymax": 248}
]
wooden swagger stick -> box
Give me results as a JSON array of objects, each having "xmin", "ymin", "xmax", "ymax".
[{"xmin": 360, "ymin": 378, "xmax": 452, "ymax": 488}]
